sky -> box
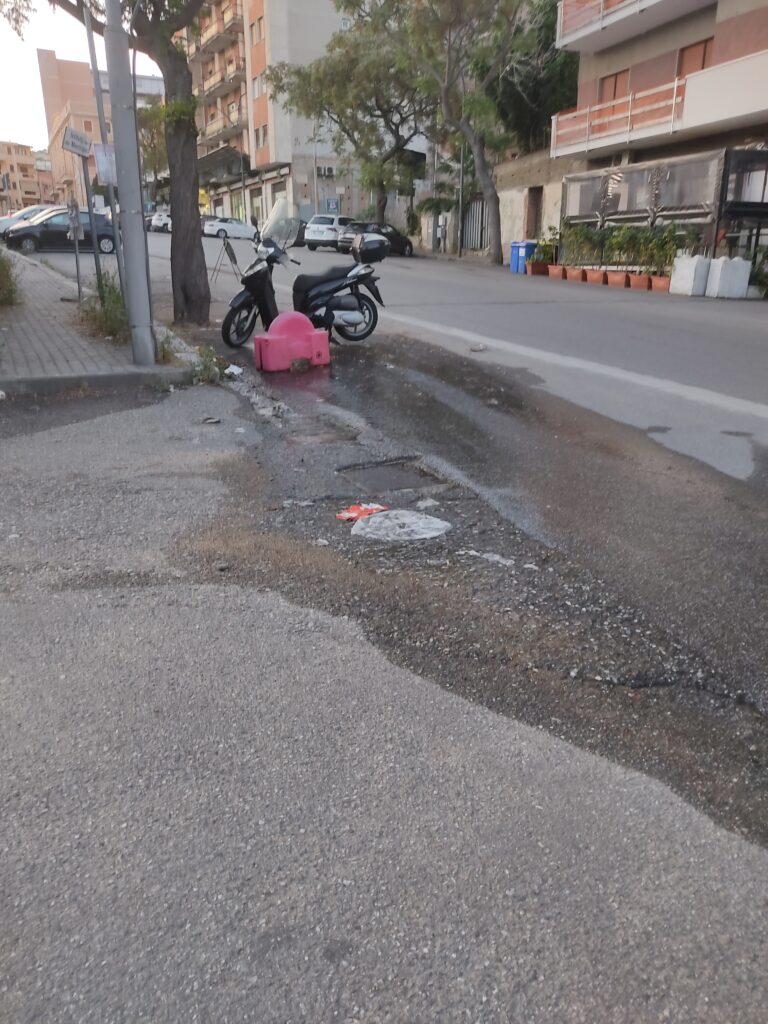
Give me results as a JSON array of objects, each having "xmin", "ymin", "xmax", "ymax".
[{"xmin": 0, "ymin": 4, "xmax": 160, "ymax": 151}]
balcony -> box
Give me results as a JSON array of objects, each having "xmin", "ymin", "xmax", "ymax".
[
  {"xmin": 551, "ymin": 48, "xmax": 768, "ymax": 157},
  {"xmin": 204, "ymin": 113, "xmax": 245, "ymax": 144},
  {"xmin": 222, "ymin": 2, "xmax": 243, "ymax": 31},
  {"xmin": 557, "ymin": 0, "xmax": 713, "ymax": 53},
  {"xmin": 201, "ymin": 59, "xmax": 246, "ymax": 101},
  {"xmin": 198, "ymin": 17, "xmax": 236, "ymax": 54}
]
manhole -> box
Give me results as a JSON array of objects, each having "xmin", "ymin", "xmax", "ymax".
[{"xmin": 337, "ymin": 457, "xmax": 442, "ymax": 493}]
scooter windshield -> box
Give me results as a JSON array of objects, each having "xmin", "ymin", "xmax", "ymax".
[{"xmin": 260, "ymin": 198, "xmax": 301, "ymax": 251}]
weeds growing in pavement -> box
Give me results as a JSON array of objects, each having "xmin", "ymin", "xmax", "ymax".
[
  {"xmin": 193, "ymin": 344, "xmax": 222, "ymax": 384},
  {"xmin": 0, "ymin": 250, "xmax": 19, "ymax": 306},
  {"xmin": 79, "ymin": 272, "xmax": 130, "ymax": 344}
]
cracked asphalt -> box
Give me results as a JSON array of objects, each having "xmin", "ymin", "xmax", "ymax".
[{"xmin": 1, "ymin": 380, "xmax": 767, "ymax": 1022}]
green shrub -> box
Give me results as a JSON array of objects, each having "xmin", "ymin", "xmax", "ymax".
[
  {"xmin": 79, "ymin": 272, "xmax": 130, "ymax": 343},
  {"xmin": 0, "ymin": 250, "xmax": 19, "ymax": 306}
]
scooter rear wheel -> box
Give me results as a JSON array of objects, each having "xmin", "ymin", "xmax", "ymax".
[
  {"xmin": 335, "ymin": 294, "xmax": 378, "ymax": 342},
  {"xmin": 222, "ymin": 305, "xmax": 259, "ymax": 348}
]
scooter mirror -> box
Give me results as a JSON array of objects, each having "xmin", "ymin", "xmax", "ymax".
[{"xmin": 250, "ymin": 215, "xmax": 259, "ymax": 229}]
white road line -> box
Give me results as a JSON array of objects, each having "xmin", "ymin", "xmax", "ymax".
[{"xmin": 379, "ymin": 309, "xmax": 768, "ymax": 422}]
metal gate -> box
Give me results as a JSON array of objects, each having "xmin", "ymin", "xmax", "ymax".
[{"xmin": 462, "ymin": 196, "xmax": 488, "ymax": 251}]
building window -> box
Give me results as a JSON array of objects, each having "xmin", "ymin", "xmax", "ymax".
[
  {"xmin": 257, "ymin": 17, "xmax": 264, "ymax": 40},
  {"xmin": 598, "ymin": 69, "xmax": 630, "ymax": 103},
  {"xmin": 261, "ymin": 125, "xmax": 268, "ymax": 149},
  {"xmin": 84, "ymin": 119, "xmax": 93, "ymax": 132},
  {"xmin": 250, "ymin": 20, "xmax": 259, "ymax": 44},
  {"xmin": 678, "ymin": 38, "xmax": 714, "ymax": 77},
  {"xmin": 105, "ymin": 121, "xmax": 111, "ymax": 134},
  {"xmin": 341, "ymin": 16, "xmax": 351, "ymax": 30},
  {"xmin": 252, "ymin": 76, "xmax": 261, "ymax": 99}
]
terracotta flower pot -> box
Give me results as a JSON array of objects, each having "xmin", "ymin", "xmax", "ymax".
[
  {"xmin": 547, "ymin": 264, "xmax": 566, "ymax": 280},
  {"xmin": 526, "ymin": 261, "xmax": 548, "ymax": 276},
  {"xmin": 606, "ymin": 271, "xmax": 629, "ymax": 288},
  {"xmin": 651, "ymin": 275, "xmax": 671, "ymax": 292},
  {"xmin": 565, "ymin": 266, "xmax": 586, "ymax": 282},
  {"xmin": 629, "ymin": 273, "xmax": 651, "ymax": 290},
  {"xmin": 585, "ymin": 269, "xmax": 607, "ymax": 286}
]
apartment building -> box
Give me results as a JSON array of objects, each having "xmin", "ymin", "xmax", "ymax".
[
  {"xmin": 552, "ymin": 0, "xmax": 768, "ymax": 160},
  {"xmin": 183, "ymin": 0, "xmax": 369, "ymax": 222},
  {"xmin": 548, "ymin": 2, "xmax": 768, "ymax": 242},
  {"xmin": 0, "ymin": 142, "xmax": 51, "ymax": 214},
  {"xmin": 37, "ymin": 49, "xmax": 163, "ymax": 206}
]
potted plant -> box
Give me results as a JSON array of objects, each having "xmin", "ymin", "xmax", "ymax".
[
  {"xmin": 604, "ymin": 226, "xmax": 636, "ymax": 288},
  {"xmin": 562, "ymin": 223, "xmax": 595, "ymax": 282},
  {"xmin": 526, "ymin": 239, "xmax": 554, "ymax": 276},
  {"xmin": 649, "ymin": 226, "xmax": 678, "ymax": 292}
]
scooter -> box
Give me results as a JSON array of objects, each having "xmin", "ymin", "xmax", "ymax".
[{"xmin": 221, "ymin": 202, "xmax": 387, "ymax": 348}]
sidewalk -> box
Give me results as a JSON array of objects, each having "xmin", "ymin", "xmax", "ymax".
[{"xmin": 0, "ymin": 250, "xmax": 191, "ymax": 396}]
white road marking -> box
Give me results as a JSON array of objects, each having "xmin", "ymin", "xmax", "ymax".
[{"xmin": 379, "ymin": 309, "xmax": 768, "ymax": 422}]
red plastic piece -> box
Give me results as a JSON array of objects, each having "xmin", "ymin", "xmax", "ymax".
[{"xmin": 253, "ymin": 311, "xmax": 331, "ymax": 372}]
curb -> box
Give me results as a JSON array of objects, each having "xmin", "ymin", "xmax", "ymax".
[{"xmin": 0, "ymin": 365, "xmax": 193, "ymax": 398}]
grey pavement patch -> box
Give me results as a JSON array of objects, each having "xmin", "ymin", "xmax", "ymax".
[{"xmin": 2, "ymin": 383, "xmax": 767, "ymax": 1022}]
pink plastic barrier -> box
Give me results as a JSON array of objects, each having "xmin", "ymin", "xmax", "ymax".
[{"xmin": 253, "ymin": 311, "xmax": 331, "ymax": 372}]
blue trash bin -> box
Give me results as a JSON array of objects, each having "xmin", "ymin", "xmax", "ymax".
[
  {"xmin": 510, "ymin": 242, "xmax": 520, "ymax": 273},
  {"xmin": 521, "ymin": 241, "xmax": 537, "ymax": 273}
]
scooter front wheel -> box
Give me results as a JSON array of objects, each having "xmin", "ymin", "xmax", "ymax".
[
  {"xmin": 222, "ymin": 304, "xmax": 259, "ymax": 348},
  {"xmin": 335, "ymin": 294, "xmax": 378, "ymax": 342}
]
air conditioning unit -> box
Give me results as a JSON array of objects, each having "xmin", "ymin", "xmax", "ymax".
[{"xmin": 317, "ymin": 166, "xmax": 335, "ymax": 178}]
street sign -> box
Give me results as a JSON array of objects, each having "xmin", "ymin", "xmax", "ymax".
[
  {"xmin": 62, "ymin": 126, "xmax": 91, "ymax": 158},
  {"xmin": 93, "ymin": 144, "xmax": 117, "ymax": 186},
  {"xmin": 326, "ymin": 197, "xmax": 340, "ymax": 214}
]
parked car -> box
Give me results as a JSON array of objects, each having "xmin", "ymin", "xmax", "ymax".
[
  {"xmin": 0, "ymin": 204, "xmax": 55, "ymax": 241},
  {"xmin": 304, "ymin": 214, "xmax": 352, "ymax": 251},
  {"xmin": 202, "ymin": 216, "xmax": 259, "ymax": 240},
  {"xmin": 199, "ymin": 215, "xmax": 217, "ymax": 234},
  {"xmin": 150, "ymin": 211, "xmax": 172, "ymax": 232},
  {"xmin": 338, "ymin": 220, "xmax": 413, "ymax": 257},
  {"xmin": 6, "ymin": 207, "xmax": 116, "ymax": 254}
]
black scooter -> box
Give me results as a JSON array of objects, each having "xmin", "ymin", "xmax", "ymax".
[{"xmin": 222, "ymin": 214, "xmax": 386, "ymax": 348}]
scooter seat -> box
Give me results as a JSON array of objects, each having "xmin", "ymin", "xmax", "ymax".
[{"xmin": 293, "ymin": 265, "xmax": 352, "ymax": 300}]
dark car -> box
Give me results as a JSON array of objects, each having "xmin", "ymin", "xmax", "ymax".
[
  {"xmin": 20, "ymin": 208, "xmax": 117, "ymax": 254},
  {"xmin": 337, "ymin": 220, "xmax": 413, "ymax": 256},
  {"xmin": 6, "ymin": 207, "xmax": 117, "ymax": 255}
]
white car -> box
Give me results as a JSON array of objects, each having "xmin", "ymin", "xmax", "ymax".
[
  {"xmin": 151, "ymin": 211, "xmax": 172, "ymax": 232},
  {"xmin": 202, "ymin": 216, "xmax": 258, "ymax": 240},
  {"xmin": 304, "ymin": 214, "xmax": 352, "ymax": 251}
]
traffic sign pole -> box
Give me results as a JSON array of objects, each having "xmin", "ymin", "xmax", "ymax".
[{"xmin": 81, "ymin": 156, "xmax": 104, "ymax": 299}]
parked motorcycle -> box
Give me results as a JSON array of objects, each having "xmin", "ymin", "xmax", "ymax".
[{"xmin": 221, "ymin": 200, "xmax": 387, "ymax": 349}]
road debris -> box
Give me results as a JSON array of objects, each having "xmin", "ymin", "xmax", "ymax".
[
  {"xmin": 223, "ymin": 364, "xmax": 244, "ymax": 380},
  {"xmin": 202, "ymin": 416, "xmax": 221, "ymax": 424},
  {"xmin": 459, "ymin": 549, "xmax": 515, "ymax": 568},
  {"xmin": 336, "ymin": 503, "xmax": 388, "ymax": 522},
  {"xmin": 470, "ymin": 344, "xmax": 488, "ymax": 353},
  {"xmin": 351, "ymin": 509, "xmax": 451, "ymax": 542}
]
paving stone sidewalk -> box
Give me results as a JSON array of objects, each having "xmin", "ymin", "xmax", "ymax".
[{"xmin": 0, "ymin": 250, "xmax": 191, "ymax": 395}]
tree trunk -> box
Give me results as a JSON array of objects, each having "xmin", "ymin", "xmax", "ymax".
[
  {"xmin": 156, "ymin": 49, "xmax": 211, "ymax": 323},
  {"xmin": 467, "ymin": 135, "xmax": 502, "ymax": 264},
  {"xmin": 375, "ymin": 183, "xmax": 388, "ymax": 223}
]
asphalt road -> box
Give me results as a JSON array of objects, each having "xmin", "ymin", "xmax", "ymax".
[
  {"xmin": 28, "ymin": 231, "xmax": 768, "ymax": 481},
  {"xmin": 2, "ymin": 386, "xmax": 767, "ymax": 1022}
]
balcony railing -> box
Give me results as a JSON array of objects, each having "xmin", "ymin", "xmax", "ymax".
[
  {"xmin": 204, "ymin": 113, "xmax": 244, "ymax": 143},
  {"xmin": 222, "ymin": 2, "xmax": 243, "ymax": 30},
  {"xmin": 552, "ymin": 48, "xmax": 768, "ymax": 156},
  {"xmin": 552, "ymin": 80, "xmax": 685, "ymax": 155},
  {"xmin": 201, "ymin": 59, "xmax": 246, "ymax": 101},
  {"xmin": 557, "ymin": 0, "xmax": 713, "ymax": 52},
  {"xmin": 198, "ymin": 16, "xmax": 235, "ymax": 53}
]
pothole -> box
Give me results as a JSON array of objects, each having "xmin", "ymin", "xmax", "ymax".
[{"xmin": 337, "ymin": 457, "xmax": 444, "ymax": 493}]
